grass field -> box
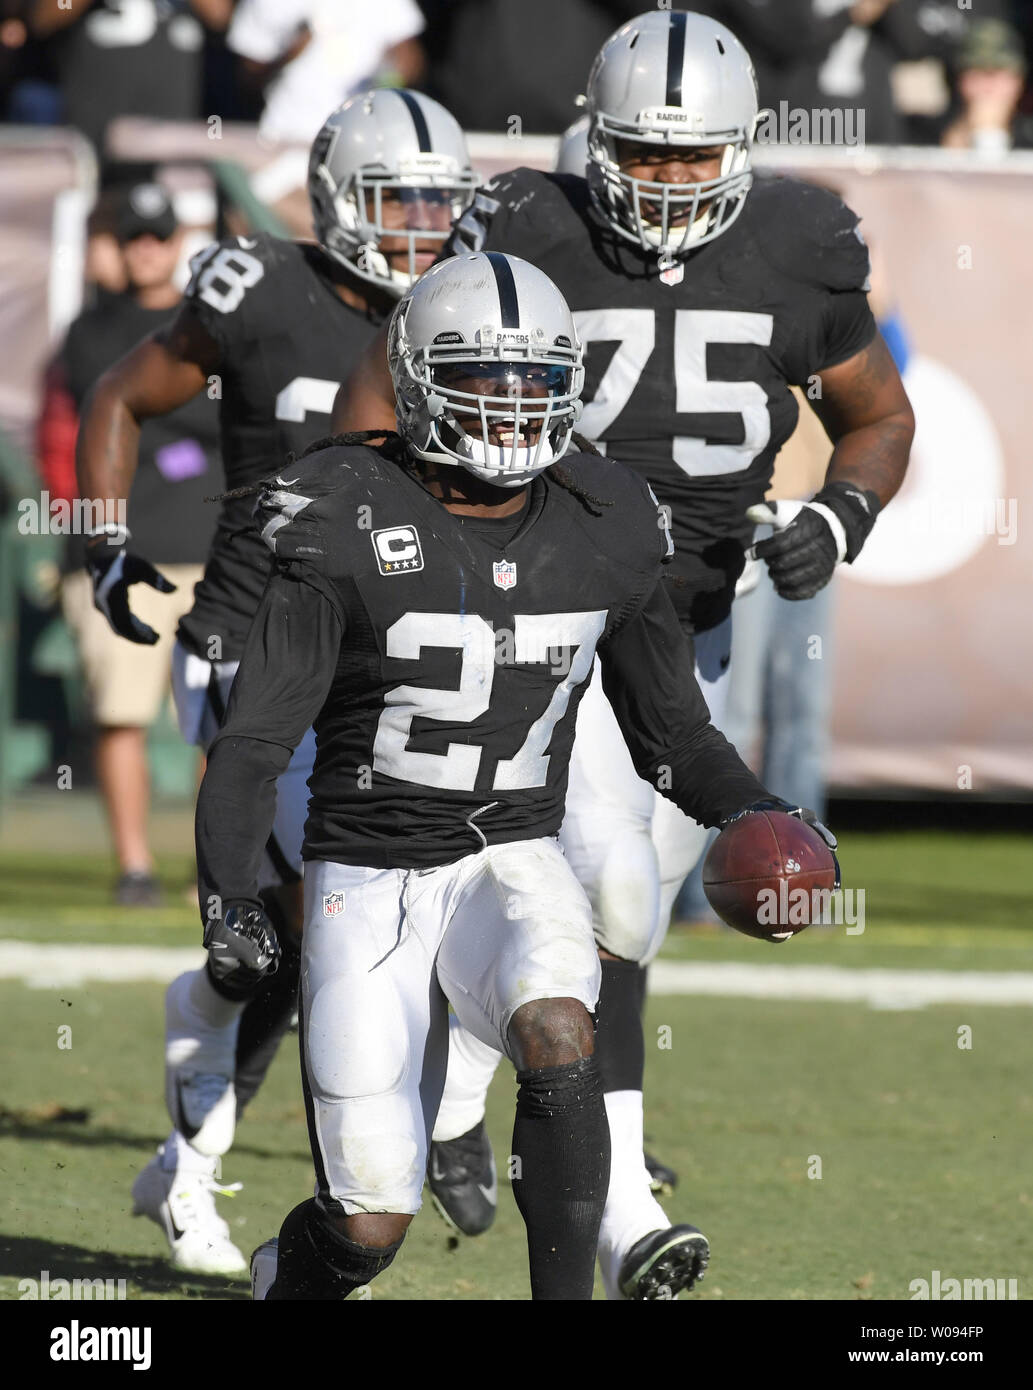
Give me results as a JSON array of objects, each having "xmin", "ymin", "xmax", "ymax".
[{"xmin": 1, "ymin": 798, "xmax": 1031, "ymax": 1302}]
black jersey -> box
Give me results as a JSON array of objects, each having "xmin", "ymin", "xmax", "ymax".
[
  {"xmin": 446, "ymin": 169, "xmax": 876, "ymax": 631},
  {"xmin": 175, "ymin": 233, "xmax": 384, "ymax": 662},
  {"xmin": 196, "ymin": 443, "xmax": 769, "ymax": 905}
]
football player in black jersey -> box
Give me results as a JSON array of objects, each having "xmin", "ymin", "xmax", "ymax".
[
  {"xmin": 198, "ymin": 251, "xmax": 828, "ymax": 1301},
  {"xmin": 334, "ymin": 11, "xmax": 913, "ymax": 1299},
  {"xmin": 75, "ymin": 90, "xmax": 478, "ymax": 1275}
]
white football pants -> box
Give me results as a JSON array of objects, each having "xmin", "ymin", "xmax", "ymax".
[
  {"xmin": 559, "ymin": 615, "xmax": 733, "ymax": 964},
  {"xmin": 432, "ymin": 617, "xmax": 733, "ymax": 1145},
  {"xmin": 301, "ymin": 839, "xmax": 599, "ymax": 1215}
]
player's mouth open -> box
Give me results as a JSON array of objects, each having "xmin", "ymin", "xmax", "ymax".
[{"xmin": 488, "ymin": 422, "xmax": 539, "ymax": 447}]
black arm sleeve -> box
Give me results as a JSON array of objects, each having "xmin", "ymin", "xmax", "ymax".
[
  {"xmin": 816, "ymin": 291, "xmax": 878, "ymax": 374},
  {"xmin": 598, "ymin": 581, "xmax": 771, "ymax": 827},
  {"xmin": 195, "ymin": 563, "xmax": 344, "ymax": 921}
]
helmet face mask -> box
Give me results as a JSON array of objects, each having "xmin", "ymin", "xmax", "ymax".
[
  {"xmin": 585, "ymin": 11, "xmax": 759, "ymax": 263},
  {"xmin": 390, "ymin": 255, "xmax": 584, "ymax": 489},
  {"xmin": 309, "ymin": 91, "xmax": 478, "ymax": 297},
  {"xmin": 589, "ymin": 130, "xmax": 754, "ymax": 261}
]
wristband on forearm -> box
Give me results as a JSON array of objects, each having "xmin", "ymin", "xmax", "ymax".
[{"xmin": 810, "ymin": 481, "xmax": 880, "ymax": 563}]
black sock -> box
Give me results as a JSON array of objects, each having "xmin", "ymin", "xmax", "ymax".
[
  {"xmin": 511, "ymin": 1057, "xmax": 610, "ymax": 1300},
  {"xmin": 267, "ymin": 1199, "xmax": 403, "ymax": 1301},
  {"xmin": 595, "ymin": 958, "xmax": 646, "ymax": 1095},
  {"xmin": 233, "ymin": 932, "xmax": 301, "ymax": 1115}
]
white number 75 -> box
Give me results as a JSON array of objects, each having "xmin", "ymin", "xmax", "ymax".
[{"xmin": 574, "ymin": 307, "xmax": 774, "ymax": 477}]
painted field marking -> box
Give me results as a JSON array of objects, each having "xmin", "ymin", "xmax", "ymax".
[{"xmin": 2, "ymin": 942, "xmax": 1033, "ymax": 1009}]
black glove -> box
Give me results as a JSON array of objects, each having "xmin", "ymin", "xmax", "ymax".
[
  {"xmin": 85, "ymin": 530, "xmax": 176, "ymax": 645},
  {"xmin": 746, "ymin": 482, "xmax": 880, "ymax": 601},
  {"xmin": 722, "ymin": 798, "xmax": 841, "ymax": 889},
  {"xmin": 203, "ymin": 902, "xmax": 281, "ymax": 999}
]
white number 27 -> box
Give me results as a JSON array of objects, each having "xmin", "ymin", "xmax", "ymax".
[{"xmin": 373, "ymin": 610, "xmax": 606, "ymax": 791}]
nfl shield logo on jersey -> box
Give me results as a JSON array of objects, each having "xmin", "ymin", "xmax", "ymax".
[
  {"xmin": 493, "ymin": 559, "xmax": 517, "ymax": 590},
  {"xmin": 322, "ymin": 891, "xmax": 345, "ymax": 917}
]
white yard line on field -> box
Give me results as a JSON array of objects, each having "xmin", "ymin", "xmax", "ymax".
[
  {"xmin": 2, "ymin": 942, "xmax": 1032, "ymax": 1009},
  {"xmin": 0, "ymin": 942, "xmax": 204, "ymax": 988},
  {"xmin": 649, "ymin": 961, "xmax": 1033, "ymax": 1010}
]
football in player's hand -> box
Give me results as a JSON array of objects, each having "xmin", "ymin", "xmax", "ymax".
[{"xmin": 702, "ymin": 810, "xmax": 838, "ymax": 943}]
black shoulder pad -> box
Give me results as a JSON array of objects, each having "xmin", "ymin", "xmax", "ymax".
[
  {"xmin": 254, "ymin": 444, "xmax": 366, "ymax": 564},
  {"xmin": 748, "ymin": 176, "xmax": 871, "ymax": 293},
  {"xmin": 183, "ymin": 231, "xmax": 284, "ymax": 322},
  {"xmin": 480, "ymin": 165, "xmax": 549, "ymax": 207},
  {"xmin": 447, "ymin": 168, "xmax": 586, "ymax": 257},
  {"xmin": 552, "ymin": 452, "xmax": 671, "ymax": 571}
]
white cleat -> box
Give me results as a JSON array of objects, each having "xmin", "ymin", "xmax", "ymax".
[
  {"xmin": 165, "ymin": 970, "xmax": 239, "ymax": 1156},
  {"xmin": 132, "ymin": 1141, "xmax": 247, "ymax": 1276},
  {"xmin": 250, "ymin": 1238, "xmax": 278, "ymax": 1300}
]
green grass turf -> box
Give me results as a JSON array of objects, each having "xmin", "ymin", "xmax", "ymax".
[
  {"xmin": 0, "ymin": 982, "xmax": 1030, "ymax": 1301},
  {"xmin": 2, "ymin": 828, "xmax": 1031, "ymax": 969},
  {"xmin": 0, "ymin": 824, "xmax": 1030, "ymax": 1300}
]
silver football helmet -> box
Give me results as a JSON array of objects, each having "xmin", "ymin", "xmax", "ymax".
[
  {"xmin": 389, "ymin": 253, "xmax": 584, "ymax": 488},
  {"xmin": 308, "ymin": 89, "xmax": 477, "ymax": 296},
  {"xmin": 585, "ymin": 10, "xmax": 759, "ymax": 261}
]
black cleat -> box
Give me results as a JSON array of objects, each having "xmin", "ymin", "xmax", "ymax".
[
  {"xmin": 618, "ymin": 1224, "xmax": 710, "ymax": 1300},
  {"xmin": 644, "ymin": 1151, "xmax": 679, "ymax": 1197},
  {"xmin": 427, "ymin": 1120, "xmax": 497, "ymax": 1237}
]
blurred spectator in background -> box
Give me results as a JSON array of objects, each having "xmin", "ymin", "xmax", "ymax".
[
  {"xmin": 420, "ymin": 0, "xmax": 642, "ymax": 134},
  {"xmin": 714, "ymin": 0, "xmax": 950, "ymax": 145},
  {"xmin": 940, "ymin": 19, "xmax": 1032, "ymax": 152},
  {"xmin": 19, "ymin": 0, "xmax": 232, "ymax": 151},
  {"xmin": 722, "ymin": 396, "xmax": 836, "ymax": 822},
  {"xmin": 83, "ymin": 189, "xmax": 132, "ymax": 300},
  {"xmin": 37, "ymin": 184, "xmax": 219, "ymax": 905},
  {"xmin": 228, "ymin": 0, "xmax": 425, "ymax": 142},
  {"xmin": 0, "ymin": 0, "xmax": 55, "ymax": 124}
]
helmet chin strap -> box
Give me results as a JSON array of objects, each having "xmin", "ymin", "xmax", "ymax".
[
  {"xmin": 458, "ymin": 431, "xmax": 559, "ymax": 483},
  {"xmin": 431, "ymin": 414, "xmax": 561, "ymax": 487},
  {"xmin": 644, "ymin": 204, "xmax": 713, "ymax": 258}
]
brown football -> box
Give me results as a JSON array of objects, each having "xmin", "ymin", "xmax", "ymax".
[{"xmin": 702, "ymin": 810, "xmax": 838, "ymax": 943}]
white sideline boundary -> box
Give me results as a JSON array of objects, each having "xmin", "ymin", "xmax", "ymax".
[
  {"xmin": 2, "ymin": 942, "xmax": 1033, "ymax": 1009},
  {"xmin": 0, "ymin": 942, "xmax": 204, "ymax": 989},
  {"xmin": 648, "ymin": 961, "xmax": 1033, "ymax": 1011}
]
